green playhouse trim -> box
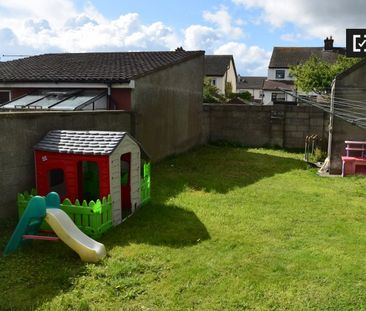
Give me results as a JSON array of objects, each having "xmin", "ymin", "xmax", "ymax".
[
  {"xmin": 141, "ymin": 162, "xmax": 151, "ymax": 206},
  {"xmin": 18, "ymin": 191, "xmax": 112, "ymax": 239}
]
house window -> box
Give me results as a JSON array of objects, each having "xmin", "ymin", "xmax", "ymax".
[
  {"xmin": 275, "ymin": 70, "xmax": 285, "ymax": 79},
  {"xmin": 211, "ymin": 79, "xmax": 216, "ymax": 86},
  {"xmin": 48, "ymin": 168, "xmax": 66, "ymax": 196},
  {"xmin": 271, "ymin": 92, "xmax": 286, "ymax": 102},
  {"xmin": 0, "ymin": 91, "xmax": 10, "ymax": 105}
]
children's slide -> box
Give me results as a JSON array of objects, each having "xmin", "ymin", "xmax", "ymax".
[
  {"xmin": 4, "ymin": 192, "xmax": 106, "ymax": 263},
  {"xmin": 45, "ymin": 208, "xmax": 106, "ymax": 263}
]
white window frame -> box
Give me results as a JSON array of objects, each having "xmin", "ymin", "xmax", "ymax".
[{"xmin": 275, "ymin": 69, "xmax": 285, "ymax": 79}]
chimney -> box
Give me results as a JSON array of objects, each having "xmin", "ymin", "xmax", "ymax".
[{"xmin": 324, "ymin": 36, "xmax": 334, "ymax": 50}]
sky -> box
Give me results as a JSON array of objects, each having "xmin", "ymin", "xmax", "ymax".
[{"xmin": 0, "ymin": 0, "xmax": 366, "ymax": 76}]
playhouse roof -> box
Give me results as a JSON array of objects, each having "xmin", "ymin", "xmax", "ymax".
[{"xmin": 34, "ymin": 130, "xmax": 131, "ymax": 156}]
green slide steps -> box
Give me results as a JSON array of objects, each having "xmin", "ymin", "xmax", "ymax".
[{"xmin": 3, "ymin": 192, "xmax": 60, "ymax": 256}]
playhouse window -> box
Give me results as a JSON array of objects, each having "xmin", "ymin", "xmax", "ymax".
[
  {"xmin": 120, "ymin": 160, "xmax": 129, "ymax": 185},
  {"xmin": 48, "ymin": 168, "xmax": 66, "ymax": 196}
]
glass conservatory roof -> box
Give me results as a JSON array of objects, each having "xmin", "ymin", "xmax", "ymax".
[{"xmin": 0, "ymin": 89, "xmax": 106, "ymax": 111}]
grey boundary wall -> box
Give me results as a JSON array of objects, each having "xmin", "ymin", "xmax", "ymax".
[
  {"xmin": 202, "ymin": 103, "xmax": 328, "ymax": 149},
  {"xmin": 0, "ymin": 104, "xmax": 335, "ymax": 219},
  {"xmin": 0, "ymin": 111, "xmax": 131, "ymax": 218}
]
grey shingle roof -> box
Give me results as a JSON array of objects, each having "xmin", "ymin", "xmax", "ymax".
[
  {"xmin": 262, "ymin": 79, "xmax": 295, "ymax": 91},
  {"xmin": 34, "ymin": 130, "xmax": 127, "ymax": 155},
  {"xmin": 237, "ymin": 76, "xmax": 266, "ymax": 89},
  {"xmin": 205, "ymin": 55, "xmax": 236, "ymax": 76},
  {"xmin": 269, "ymin": 47, "xmax": 346, "ymax": 68},
  {"xmin": 0, "ymin": 50, "xmax": 204, "ymax": 83}
]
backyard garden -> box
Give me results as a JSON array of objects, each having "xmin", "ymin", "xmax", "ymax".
[{"xmin": 1, "ymin": 144, "xmax": 366, "ymax": 310}]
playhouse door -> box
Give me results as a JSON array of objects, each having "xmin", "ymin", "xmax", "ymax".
[{"xmin": 120, "ymin": 153, "xmax": 131, "ymax": 211}]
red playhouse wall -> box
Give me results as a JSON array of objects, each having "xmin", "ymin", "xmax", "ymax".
[
  {"xmin": 35, "ymin": 151, "xmax": 110, "ymax": 202},
  {"xmin": 111, "ymin": 88, "xmax": 131, "ymax": 110}
]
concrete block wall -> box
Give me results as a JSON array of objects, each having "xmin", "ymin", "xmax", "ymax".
[
  {"xmin": 0, "ymin": 111, "xmax": 131, "ymax": 218},
  {"xmin": 133, "ymin": 55, "xmax": 204, "ymax": 161},
  {"xmin": 203, "ymin": 104, "xmax": 327, "ymax": 149}
]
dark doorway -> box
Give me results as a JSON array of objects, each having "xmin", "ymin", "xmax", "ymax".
[
  {"xmin": 120, "ymin": 153, "xmax": 132, "ymax": 216},
  {"xmin": 78, "ymin": 161, "xmax": 100, "ymax": 202}
]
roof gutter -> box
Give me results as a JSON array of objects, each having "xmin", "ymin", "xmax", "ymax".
[{"xmin": 0, "ymin": 80, "xmax": 135, "ymax": 89}]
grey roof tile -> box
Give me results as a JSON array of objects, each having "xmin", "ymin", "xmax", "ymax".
[
  {"xmin": 269, "ymin": 47, "xmax": 346, "ymax": 68},
  {"xmin": 0, "ymin": 50, "xmax": 204, "ymax": 83},
  {"xmin": 237, "ymin": 76, "xmax": 266, "ymax": 89},
  {"xmin": 34, "ymin": 130, "xmax": 128, "ymax": 155},
  {"xmin": 205, "ymin": 55, "xmax": 236, "ymax": 76}
]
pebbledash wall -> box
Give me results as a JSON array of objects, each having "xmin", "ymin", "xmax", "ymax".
[
  {"xmin": 202, "ymin": 104, "xmax": 328, "ymax": 149},
  {"xmin": 0, "ymin": 111, "xmax": 131, "ymax": 218}
]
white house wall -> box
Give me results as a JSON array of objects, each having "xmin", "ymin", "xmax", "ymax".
[
  {"xmin": 109, "ymin": 135, "xmax": 141, "ymax": 226},
  {"xmin": 226, "ymin": 60, "xmax": 237, "ymax": 93},
  {"xmin": 208, "ymin": 76, "xmax": 225, "ymax": 94},
  {"xmin": 262, "ymin": 90, "xmax": 296, "ymax": 105},
  {"xmin": 239, "ymin": 88, "xmax": 263, "ymax": 101},
  {"xmin": 267, "ymin": 68, "xmax": 294, "ymax": 81}
]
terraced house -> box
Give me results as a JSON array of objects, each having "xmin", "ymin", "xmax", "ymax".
[{"xmin": 0, "ymin": 50, "xmax": 205, "ymax": 160}]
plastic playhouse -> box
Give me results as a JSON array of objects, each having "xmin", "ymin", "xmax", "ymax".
[
  {"xmin": 4, "ymin": 130, "xmax": 151, "ymax": 261},
  {"xmin": 33, "ymin": 130, "xmax": 151, "ymax": 225}
]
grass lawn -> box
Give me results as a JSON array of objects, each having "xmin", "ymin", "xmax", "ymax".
[{"xmin": 1, "ymin": 145, "xmax": 366, "ymax": 310}]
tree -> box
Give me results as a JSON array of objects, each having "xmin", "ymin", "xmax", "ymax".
[
  {"xmin": 203, "ymin": 78, "xmax": 225, "ymax": 103},
  {"xmin": 289, "ymin": 55, "xmax": 360, "ymax": 93}
]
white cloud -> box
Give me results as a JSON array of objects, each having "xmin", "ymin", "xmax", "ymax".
[
  {"xmin": 203, "ymin": 7, "xmax": 243, "ymax": 38},
  {"xmin": 183, "ymin": 25, "xmax": 219, "ymax": 50},
  {"xmin": 0, "ymin": 2, "xmax": 179, "ymax": 54},
  {"xmin": 232, "ymin": 0, "xmax": 366, "ymax": 44},
  {"xmin": 0, "ymin": 0, "xmax": 77, "ymax": 29},
  {"xmin": 215, "ymin": 42, "xmax": 271, "ymax": 75}
]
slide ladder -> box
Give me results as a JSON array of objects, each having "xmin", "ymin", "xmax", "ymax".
[{"xmin": 3, "ymin": 192, "xmax": 106, "ymax": 262}]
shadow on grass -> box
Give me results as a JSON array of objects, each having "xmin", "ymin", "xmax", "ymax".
[
  {"xmin": 105, "ymin": 203, "xmax": 210, "ymax": 248},
  {"xmin": 0, "ymin": 144, "xmax": 303, "ymax": 309},
  {"xmin": 0, "ymin": 226, "xmax": 86, "ymax": 311},
  {"xmin": 152, "ymin": 144, "xmax": 306, "ymax": 202},
  {"xmin": 104, "ymin": 145, "xmax": 304, "ymax": 249}
]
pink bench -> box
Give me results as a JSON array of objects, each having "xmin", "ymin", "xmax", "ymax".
[{"xmin": 342, "ymin": 141, "xmax": 366, "ymax": 176}]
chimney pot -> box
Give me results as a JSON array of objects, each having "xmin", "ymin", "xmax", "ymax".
[{"xmin": 324, "ymin": 36, "xmax": 334, "ymax": 50}]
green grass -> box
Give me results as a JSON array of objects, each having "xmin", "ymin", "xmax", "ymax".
[{"xmin": 1, "ymin": 145, "xmax": 366, "ymax": 310}]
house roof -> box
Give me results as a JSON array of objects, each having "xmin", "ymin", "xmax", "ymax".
[
  {"xmin": 34, "ymin": 130, "xmax": 129, "ymax": 156},
  {"xmin": 237, "ymin": 76, "xmax": 266, "ymax": 89},
  {"xmin": 0, "ymin": 50, "xmax": 204, "ymax": 84},
  {"xmin": 269, "ymin": 47, "xmax": 346, "ymax": 68},
  {"xmin": 205, "ymin": 55, "xmax": 237, "ymax": 77},
  {"xmin": 262, "ymin": 79, "xmax": 295, "ymax": 91}
]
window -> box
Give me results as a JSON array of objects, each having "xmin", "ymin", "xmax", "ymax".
[
  {"xmin": 0, "ymin": 91, "xmax": 10, "ymax": 105},
  {"xmin": 271, "ymin": 92, "xmax": 286, "ymax": 102},
  {"xmin": 275, "ymin": 70, "xmax": 285, "ymax": 79},
  {"xmin": 211, "ymin": 79, "xmax": 216, "ymax": 86},
  {"xmin": 48, "ymin": 168, "xmax": 66, "ymax": 196},
  {"xmin": 120, "ymin": 160, "xmax": 129, "ymax": 186}
]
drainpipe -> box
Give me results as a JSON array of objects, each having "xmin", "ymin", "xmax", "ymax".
[{"xmin": 107, "ymin": 84, "xmax": 111, "ymax": 110}]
